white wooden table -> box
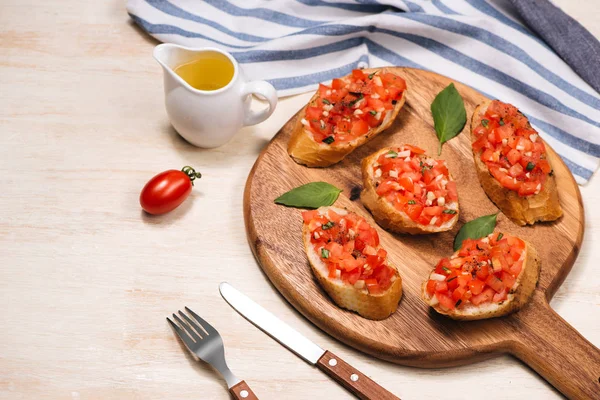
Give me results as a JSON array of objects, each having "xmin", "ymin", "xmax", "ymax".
[{"xmin": 1, "ymin": 1, "xmax": 598, "ymax": 399}]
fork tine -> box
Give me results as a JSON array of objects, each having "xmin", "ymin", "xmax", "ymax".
[
  {"xmin": 166, "ymin": 316, "xmax": 195, "ymax": 349},
  {"xmin": 185, "ymin": 306, "xmax": 217, "ymax": 336},
  {"xmin": 178, "ymin": 311, "xmax": 205, "ymax": 339},
  {"xmin": 173, "ymin": 313, "xmax": 201, "ymax": 343}
]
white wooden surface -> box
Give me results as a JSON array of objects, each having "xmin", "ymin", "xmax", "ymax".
[{"xmin": 0, "ymin": 1, "xmax": 598, "ymax": 399}]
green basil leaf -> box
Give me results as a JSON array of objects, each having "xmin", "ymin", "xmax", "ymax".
[
  {"xmin": 274, "ymin": 182, "xmax": 342, "ymax": 209},
  {"xmin": 453, "ymin": 213, "xmax": 498, "ymax": 251},
  {"xmin": 431, "ymin": 83, "xmax": 467, "ymax": 155},
  {"xmin": 322, "ymin": 221, "xmax": 335, "ymax": 230}
]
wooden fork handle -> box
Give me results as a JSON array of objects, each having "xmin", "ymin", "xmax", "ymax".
[
  {"xmin": 317, "ymin": 350, "xmax": 400, "ymax": 400},
  {"xmin": 229, "ymin": 380, "xmax": 258, "ymax": 400}
]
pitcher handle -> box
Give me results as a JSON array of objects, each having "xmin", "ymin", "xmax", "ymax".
[{"xmin": 241, "ymin": 81, "xmax": 278, "ymax": 126}]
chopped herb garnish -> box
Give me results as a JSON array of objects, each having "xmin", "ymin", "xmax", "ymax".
[
  {"xmin": 443, "ymin": 209, "xmax": 457, "ymax": 214},
  {"xmin": 368, "ymin": 72, "xmax": 376, "ymax": 79},
  {"xmin": 526, "ymin": 162, "xmax": 535, "ymax": 171},
  {"xmin": 408, "ymin": 200, "xmax": 416, "ymax": 205},
  {"xmin": 321, "ymin": 248, "xmax": 330, "ymax": 258},
  {"xmin": 391, "ymin": 100, "xmax": 397, "ymax": 105},
  {"xmin": 497, "ymin": 233, "xmax": 504, "ymax": 241},
  {"xmin": 442, "ymin": 267, "xmax": 451, "ymax": 273},
  {"xmin": 349, "ymin": 93, "xmax": 364, "ymax": 106},
  {"xmin": 481, "ymin": 119, "xmax": 489, "ymax": 128},
  {"xmin": 447, "ymin": 276, "xmax": 457, "ymax": 283},
  {"xmin": 322, "ymin": 221, "xmax": 335, "ymax": 230},
  {"xmin": 499, "ymin": 119, "xmax": 505, "ymax": 126},
  {"xmin": 387, "ymin": 150, "xmax": 398, "ymax": 158},
  {"xmin": 323, "ymin": 136, "xmax": 335, "ymax": 144},
  {"xmin": 420, "ymin": 163, "xmax": 433, "ymax": 175},
  {"xmin": 369, "ymin": 110, "xmax": 377, "ymax": 116},
  {"xmin": 322, "ymin": 99, "xmax": 331, "ymax": 105},
  {"xmin": 455, "ymin": 299, "xmax": 462, "ymax": 306}
]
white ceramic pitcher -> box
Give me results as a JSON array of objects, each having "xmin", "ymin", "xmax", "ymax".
[{"xmin": 154, "ymin": 44, "xmax": 278, "ymax": 148}]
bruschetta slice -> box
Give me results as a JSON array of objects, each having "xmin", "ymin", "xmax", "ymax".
[
  {"xmin": 422, "ymin": 232, "xmax": 540, "ymax": 320},
  {"xmin": 361, "ymin": 145, "xmax": 459, "ymax": 234},
  {"xmin": 301, "ymin": 206, "xmax": 403, "ymax": 320},
  {"xmin": 288, "ymin": 68, "xmax": 407, "ymax": 167},
  {"xmin": 471, "ymin": 100, "xmax": 562, "ymax": 225}
]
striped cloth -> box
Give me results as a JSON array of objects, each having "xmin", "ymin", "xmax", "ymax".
[{"xmin": 127, "ymin": 0, "xmax": 600, "ymax": 184}]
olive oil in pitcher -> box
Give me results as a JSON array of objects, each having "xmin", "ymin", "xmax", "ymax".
[{"xmin": 174, "ymin": 54, "xmax": 234, "ymax": 91}]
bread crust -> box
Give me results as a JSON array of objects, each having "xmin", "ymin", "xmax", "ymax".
[
  {"xmin": 421, "ymin": 237, "xmax": 540, "ymax": 320},
  {"xmin": 288, "ymin": 68, "xmax": 407, "ymax": 167},
  {"xmin": 303, "ymin": 207, "xmax": 403, "ymax": 320},
  {"xmin": 471, "ymin": 100, "xmax": 562, "ymax": 226},
  {"xmin": 360, "ymin": 147, "xmax": 459, "ymax": 234}
]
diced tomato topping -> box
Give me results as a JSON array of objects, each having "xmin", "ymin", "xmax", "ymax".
[
  {"xmin": 518, "ymin": 181, "xmax": 539, "ymax": 197},
  {"xmin": 426, "ymin": 279, "xmax": 436, "ymax": 296},
  {"xmin": 437, "ymin": 294, "xmax": 455, "ymax": 311},
  {"xmin": 303, "ymin": 208, "xmax": 396, "ymax": 292},
  {"xmin": 301, "ymin": 69, "xmax": 406, "ymax": 145},
  {"xmin": 472, "ymin": 100, "xmax": 551, "ymax": 197},
  {"xmin": 471, "ymin": 288, "xmax": 495, "ymax": 306},
  {"xmin": 468, "ymin": 279, "xmax": 485, "ymax": 295},
  {"xmin": 371, "ymin": 145, "xmax": 458, "ymax": 226},
  {"xmin": 331, "ymin": 78, "xmax": 344, "ymax": 90},
  {"xmin": 426, "ymin": 232, "xmax": 525, "ymax": 309},
  {"xmin": 351, "ymin": 119, "xmax": 369, "ymax": 136}
]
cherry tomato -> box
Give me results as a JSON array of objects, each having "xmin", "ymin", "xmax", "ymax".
[{"xmin": 140, "ymin": 166, "xmax": 201, "ymax": 215}]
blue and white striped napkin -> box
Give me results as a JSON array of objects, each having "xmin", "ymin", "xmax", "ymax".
[{"xmin": 127, "ymin": 0, "xmax": 600, "ymax": 184}]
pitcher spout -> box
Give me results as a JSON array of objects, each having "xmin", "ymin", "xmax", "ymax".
[{"xmin": 153, "ymin": 43, "xmax": 181, "ymax": 73}]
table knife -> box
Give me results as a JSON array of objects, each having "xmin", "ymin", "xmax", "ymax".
[{"xmin": 219, "ymin": 282, "xmax": 400, "ymax": 400}]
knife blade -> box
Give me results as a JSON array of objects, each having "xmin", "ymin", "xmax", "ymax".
[
  {"xmin": 219, "ymin": 282, "xmax": 400, "ymax": 400},
  {"xmin": 219, "ymin": 281, "xmax": 324, "ymax": 364}
]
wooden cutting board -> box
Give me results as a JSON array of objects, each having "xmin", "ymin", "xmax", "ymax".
[{"xmin": 243, "ymin": 68, "xmax": 600, "ymax": 399}]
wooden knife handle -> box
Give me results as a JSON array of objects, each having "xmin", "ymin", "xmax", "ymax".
[
  {"xmin": 509, "ymin": 293, "xmax": 600, "ymax": 399},
  {"xmin": 317, "ymin": 350, "xmax": 400, "ymax": 400},
  {"xmin": 229, "ymin": 380, "xmax": 258, "ymax": 400}
]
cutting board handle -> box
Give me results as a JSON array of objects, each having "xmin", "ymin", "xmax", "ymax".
[{"xmin": 509, "ymin": 292, "xmax": 600, "ymax": 399}]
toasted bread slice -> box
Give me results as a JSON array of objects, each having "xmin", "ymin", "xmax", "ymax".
[
  {"xmin": 422, "ymin": 232, "xmax": 540, "ymax": 321},
  {"xmin": 361, "ymin": 146, "xmax": 459, "ymax": 234},
  {"xmin": 471, "ymin": 100, "xmax": 562, "ymax": 226},
  {"xmin": 288, "ymin": 68, "xmax": 407, "ymax": 167},
  {"xmin": 302, "ymin": 207, "xmax": 402, "ymax": 320}
]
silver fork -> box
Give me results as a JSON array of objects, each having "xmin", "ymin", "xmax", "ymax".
[{"xmin": 167, "ymin": 307, "xmax": 258, "ymax": 399}]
